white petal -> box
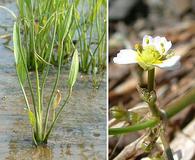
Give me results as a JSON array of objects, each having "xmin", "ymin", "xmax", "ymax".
[
  {"xmin": 164, "ymin": 41, "xmax": 172, "ymax": 53},
  {"xmin": 154, "ymin": 56, "xmax": 181, "ymax": 70},
  {"xmin": 154, "ymin": 36, "xmax": 172, "ymax": 54},
  {"xmin": 113, "ymin": 49, "xmax": 138, "ymax": 64},
  {"xmin": 154, "ymin": 36, "xmax": 161, "ymax": 42},
  {"xmin": 142, "ymin": 35, "xmax": 154, "ymax": 47}
]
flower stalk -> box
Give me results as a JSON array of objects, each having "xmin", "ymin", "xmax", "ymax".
[
  {"xmin": 147, "ymin": 69, "xmax": 161, "ymax": 117},
  {"xmin": 112, "ymin": 35, "xmax": 183, "ymax": 159},
  {"xmin": 148, "ymin": 69, "xmax": 155, "ymax": 92},
  {"xmin": 147, "ymin": 69, "xmax": 174, "ymax": 160}
]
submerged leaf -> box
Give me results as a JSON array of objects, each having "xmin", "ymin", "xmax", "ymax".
[
  {"xmin": 28, "ymin": 110, "xmax": 36, "ymax": 128},
  {"xmin": 68, "ymin": 49, "xmax": 79, "ymax": 88}
]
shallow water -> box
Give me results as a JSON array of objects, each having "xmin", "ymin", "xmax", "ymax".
[
  {"xmin": 0, "ymin": 1, "xmax": 106, "ymax": 159},
  {"xmin": 0, "ymin": 45, "xmax": 106, "ymax": 160}
]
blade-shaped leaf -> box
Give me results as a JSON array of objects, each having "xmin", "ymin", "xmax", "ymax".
[
  {"xmin": 13, "ymin": 22, "xmax": 27, "ymax": 84},
  {"xmin": 60, "ymin": 4, "xmax": 74, "ymax": 41},
  {"xmin": 90, "ymin": 0, "xmax": 103, "ymax": 22},
  {"xmin": 68, "ymin": 49, "xmax": 79, "ymax": 88}
]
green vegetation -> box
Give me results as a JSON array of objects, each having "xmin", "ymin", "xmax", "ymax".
[
  {"xmin": 16, "ymin": 0, "xmax": 106, "ymax": 75},
  {"xmin": 4, "ymin": 0, "xmax": 106, "ymax": 145}
]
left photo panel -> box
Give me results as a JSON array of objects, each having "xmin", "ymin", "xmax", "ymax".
[{"xmin": 0, "ymin": 0, "xmax": 107, "ymax": 159}]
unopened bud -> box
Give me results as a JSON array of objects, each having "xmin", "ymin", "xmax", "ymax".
[{"xmin": 110, "ymin": 106, "xmax": 128, "ymax": 120}]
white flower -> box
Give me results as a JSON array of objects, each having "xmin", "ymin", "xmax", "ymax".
[{"xmin": 113, "ymin": 35, "xmax": 181, "ymax": 70}]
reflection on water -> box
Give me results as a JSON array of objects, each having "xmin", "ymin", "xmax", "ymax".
[{"xmin": 0, "ymin": 45, "xmax": 106, "ymax": 159}]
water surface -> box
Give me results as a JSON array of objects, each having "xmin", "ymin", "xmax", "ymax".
[{"xmin": 0, "ymin": 26, "xmax": 106, "ymax": 160}]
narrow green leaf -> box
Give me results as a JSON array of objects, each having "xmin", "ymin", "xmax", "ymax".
[
  {"xmin": 63, "ymin": 4, "xmax": 74, "ymax": 40},
  {"xmin": 24, "ymin": 0, "xmax": 32, "ymax": 11},
  {"xmin": 68, "ymin": 49, "xmax": 79, "ymax": 88},
  {"xmin": 90, "ymin": 0, "xmax": 103, "ymax": 22},
  {"xmin": 13, "ymin": 22, "xmax": 27, "ymax": 84},
  {"xmin": 28, "ymin": 110, "xmax": 36, "ymax": 128}
]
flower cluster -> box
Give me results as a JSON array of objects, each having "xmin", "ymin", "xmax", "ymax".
[{"xmin": 113, "ymin": 35, "xmax": 181, "ymax": 70}]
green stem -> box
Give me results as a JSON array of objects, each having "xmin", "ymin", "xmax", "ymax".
[
  {"xmin": 147, "ymin": 68, "xmax": 174, "ymax": 160},
  {"xmin": 160, "ymin": 132, "xmax": 174, "ymax": 160},
  {"xmin": 148, "ymin": 69, "xmax": 161, "ymax": 117},
  {"xmin": 109, "ymin": 117, "xmax": 159, "ymax": 135},
  {"xmin": 148, "ymin": 69, "xmax": 155, "ymax": 91},
  {"xmin": 34, "ymin": 58, "xmax": 42, "ymax": 141},
  {"xmin": 166, "ymin": 88, "xmax": 195, "ymax": 118},
  {"xmin": 43, "ymin": 88, "xmax": 72, "ymax": 141},
  {"xmin": 43, "ymin": 9, "xmax": 72, "ymax": 137},
  {"xmin": 109, "ymin": 88, "xmax": 195, "ymax": 135},
  {"xmin": 33, "ymin": 22, "xmax": 43, "ymax": 142},
  {"xmin": 16, "ymin": 23, "xmax": 39, "ymax": 141},
  {"xmin": 40, "ymin": 12, "xmax": 57, "ymax": 119},
  {"xmin": 43, "ymin": 45, "xmax": 62, "ymax": 137}
]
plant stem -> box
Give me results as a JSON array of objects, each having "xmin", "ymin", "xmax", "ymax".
[
  {"xmin": 147, "ymin": 68, "xmax": 174, "ymax": 160},
  {"xmin": 160, "ymin": 132, "xmax": 174, "ymax": 160},
  {"xmin": 43, "ymin": 88, "xmax": 72, "ymax": 141},
  {"xmin": 109, "ymin": 88, "xmax": 195, "ymax": 135},
  {"xmin": 32, "ymin": 16, "xmax": 43, "ymax": 141},
  {"xmin": 148, "ymin": 69, "xmax": 155, "ymax": 91},
  {"xmin": 147, "ymin": 69, "xmax": 160, "ymax": 117},
  {"xmin": 109, "ymin": 117, "xmax": 159, "ymax": 135},
  {"xmin": 166, "ymin": 88, "xmax": 195, "ymax": 118}
]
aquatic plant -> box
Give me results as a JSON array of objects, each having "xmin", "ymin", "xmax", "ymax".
[
  {"xmin": 109, "ymin": 35, "xmax": 191, "ymax": 159},
  {"xmin": 16, "ymin": 0, "xmax": 77, "ymax": 71},
  {"xmin": 13, "ymin": 16, "xmax": 79, "ymax": 145},
  {"xmin": 16, "ymin": 0, "xmax": 106, "ymax": 77},
  {"xmin": 75, "ymin": 0, "xmax": 107, "ymax": 74},
  {"xmin": 1, "ymin": 0, "xmax": 106, "ymax": 145}
]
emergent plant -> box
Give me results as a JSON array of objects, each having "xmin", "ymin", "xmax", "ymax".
[
  {"xmin": 111, "ymin": 35, "xmax": 182, "ymax": 160},
  {"xmin": 13, "ymin": 16, "xmax": 79, "ymax": 145}
]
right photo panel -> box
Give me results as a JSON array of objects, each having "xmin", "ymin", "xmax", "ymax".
[{"xmin": 108, "ymin": 0, "xmax": 195, "ymax": 160}]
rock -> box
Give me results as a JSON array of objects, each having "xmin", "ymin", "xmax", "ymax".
[{"xmin": 109, "ymin": 0, "xmax": 149, "ymax": 23}]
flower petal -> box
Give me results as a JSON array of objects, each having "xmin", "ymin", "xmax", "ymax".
[
  {"xmin": 113, "ymin": 49, "xmax": 138, "ymax": 64},
  {"xmin": 142, "ymin": 35, "xmax": 154, "ymax": 48},
  {"xmin": 154, "ymin": 56, "xmax": 181, "ymax": 70},
  {"xmin": 154, "ymin": 36, "xmax": 172, "ymax": 54},
  {"xmin": 164, "ymin": 41, "xmax": 172, "ymax": 53}
]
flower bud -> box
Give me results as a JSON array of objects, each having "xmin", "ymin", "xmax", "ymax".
[{"xmin": 110, "ymin": 106, "xmax": 128, "ymax": 120}]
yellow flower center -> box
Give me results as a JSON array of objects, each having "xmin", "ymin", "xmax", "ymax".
[{"xmin": 136, "ymin": 46, "xmax": 163, "ymax": 70}]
